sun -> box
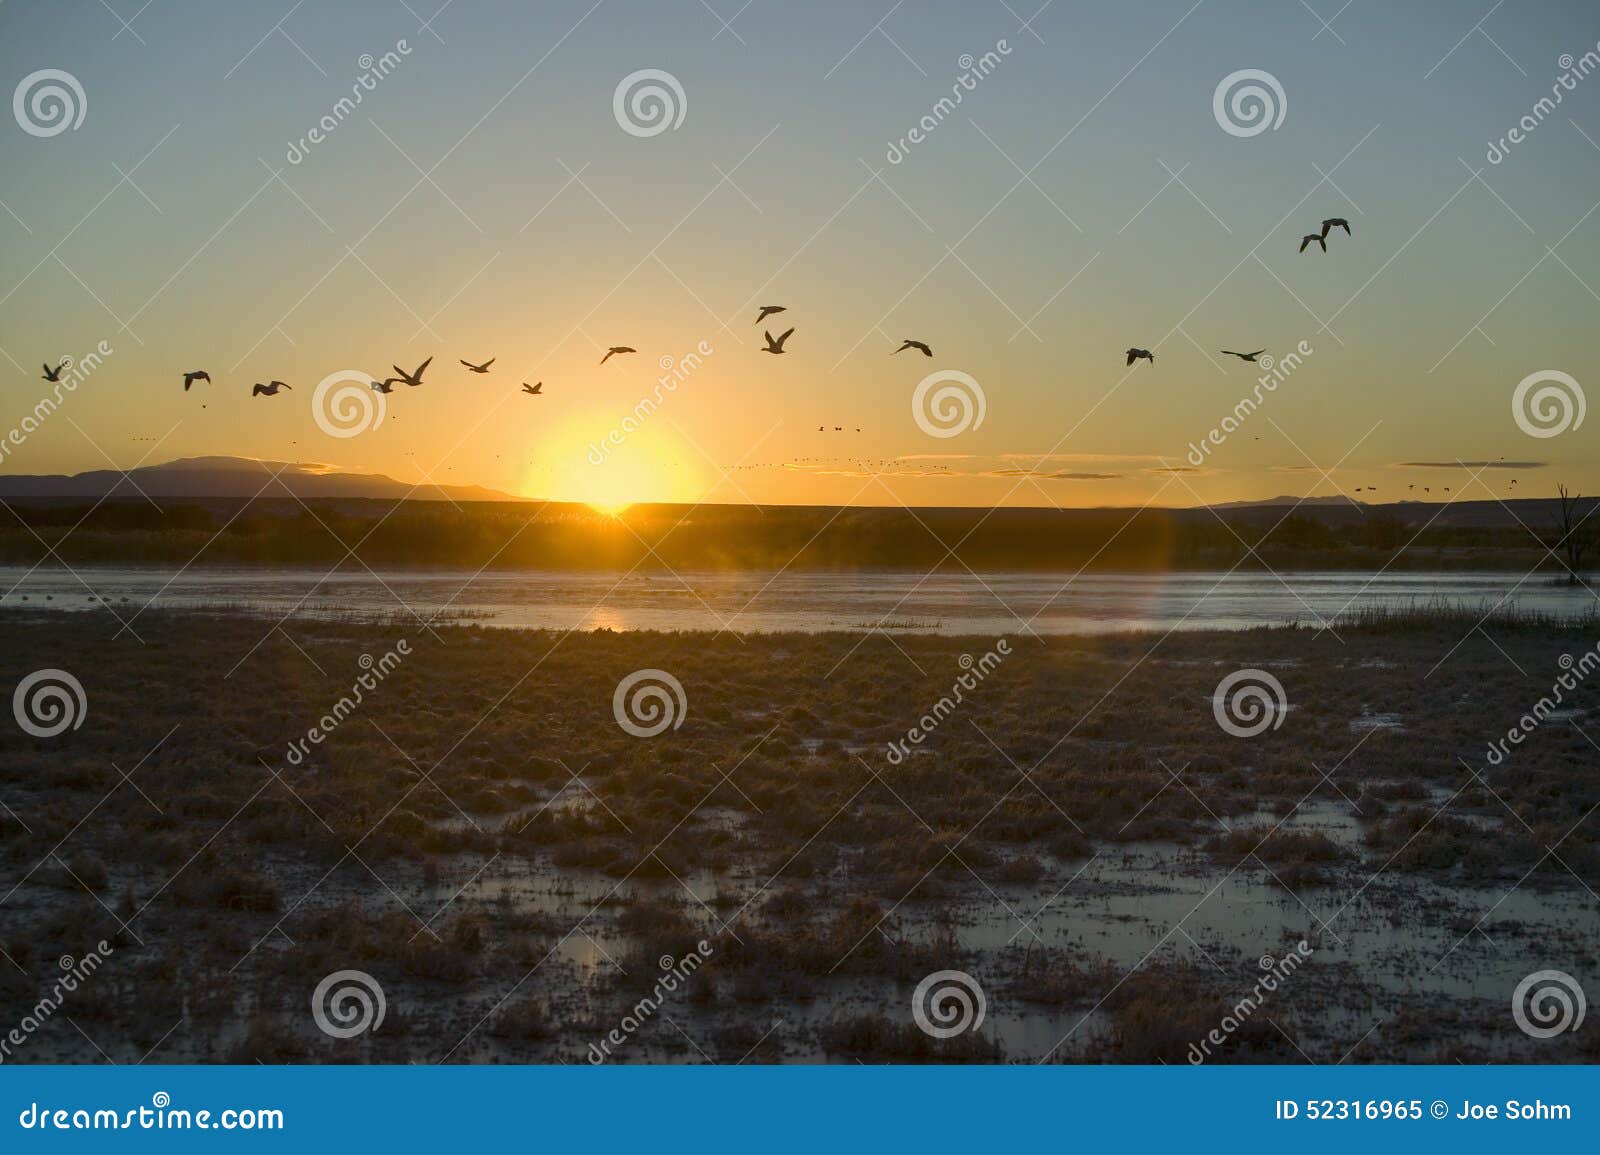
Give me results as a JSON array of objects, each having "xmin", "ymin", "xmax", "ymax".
[
  {"xmin": 584, "ymin": 485, "xmax": 636, "ymax": 517},
  {"xmin": 571, "ymin": 453, "xmax": 664, "ymax": 516},
  {"xmin": 536, "ymin": 422, "xmax": 699, "ymax": 514}
]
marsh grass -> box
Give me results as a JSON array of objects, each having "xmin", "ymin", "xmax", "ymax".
[
  {"xmin": 1334, "ymin": 599, "xmax": 1600, "ymax": 634},
  {"xmin": 1, "ymin": 610, "xmax": 1596, "ymax": 1062}
]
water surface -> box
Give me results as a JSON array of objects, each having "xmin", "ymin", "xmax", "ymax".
[{"xmin": 3, "ymin": 566, "xmax": 1594, "ymax": 635}]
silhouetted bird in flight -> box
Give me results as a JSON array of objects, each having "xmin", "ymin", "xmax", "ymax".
[
  {"xmin": 1125, "ymin": 348, "xmax": 1154, "ymax": 366},
  {"xmin": 1300, "ymin": 233, "xmax": 1327, "ymax": 253},
  {"xmin": 252, "ymin": 381, "xmax": 292, "ymax": 396},
  {"xmin": 182, "ymin": 370, "xmax": 210, "ymax": 391},
  {"xmin": 41, "ymin": 361, "xmax": 66, "ymax": 382},
  {"xmin": 601, "ymin": 346, "xmax": 635, "ymax": 364},
  {"xmin": 460, "ymin": 357, "xmax": 494, "ymax": 374},
  {"xmin": 371, "ymin": 380, "xmax": 394, "ymax": 393},
  {"xmin": 1221, "ymin": 349, "xmax": 1265, "ymax": 362},
  {"xmin": 1321, "ymin": 217, "xmax": 1351, "ymax": 238},
  {"xmin": 894, "ymin": 339, "xmax": 933, "ymax": 357},
  {"xmin": 521, "ymin": 381, "xmax": 543, "ymax": 395},
  {"xmin": 755, "ymin": 305, "xmax": 787, "ymax": 325},
  {"xmin": 385, "ymin": 356, "xmax": 432, "ymax": 388},
  {"xmin": 762, "ymin": 327, "xmax": 794, "ymax": 354}
]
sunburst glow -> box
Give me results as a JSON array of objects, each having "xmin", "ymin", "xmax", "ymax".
[{"xmin": 535, "ymin": 419, "xmax": 700, "ymax": 515}]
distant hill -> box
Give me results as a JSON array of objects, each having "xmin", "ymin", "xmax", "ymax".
[
  {"xmin": 1204, "ymin": 495, "xmax": 1361, "ymax": 509},
  {"xmin": 0, "ymin": 456, "xmax": 521, "ymax": 503},
  {"xmin": 1190, "ymin": 496, "xmax": 1584, "ymax": 530}
]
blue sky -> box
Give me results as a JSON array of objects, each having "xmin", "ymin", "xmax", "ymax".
[{"xmin": 1, "ymin": 0, "xmax": 1596, "ymax": 507}]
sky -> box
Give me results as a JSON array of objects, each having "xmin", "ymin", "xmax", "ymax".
[{"xmin": 1, "ymin": 0, "xmax": 1598, "ymax": 511}]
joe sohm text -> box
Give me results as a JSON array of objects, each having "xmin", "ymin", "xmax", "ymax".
[{"xmin": 1273, "ymin": 1098, "xmax": 1572, "ymax": 1122}]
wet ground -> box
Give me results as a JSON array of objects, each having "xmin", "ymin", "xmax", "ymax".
[{"xmin": 1, "ymin": 612, "xmax": 1596, "ymax": 1063}]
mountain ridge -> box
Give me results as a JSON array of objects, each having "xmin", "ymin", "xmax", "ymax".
[{"xmin": 0, "ymin": 456, "xmax": 522, "ymax": 502}]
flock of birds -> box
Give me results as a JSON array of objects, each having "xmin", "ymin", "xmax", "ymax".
[
  {"xmin": 1121, "ymin": 221, "xmax": 1349, "ymax": 365},
  {"xmin": 111, "ymin": 305, "xmax": 806, "ymax": 406},
  {"xmin": 137, "ymin": 302, "xmax": 945, "ymax": 439},
  {"xmin": 38, "ymin": 215, "xmax": 1358, "ymax": 413},
  {"xmin": 37, "ymin": 301, "xmax": 943, "ymax": 408},
  {"xmin": 178, "ymin": 356, "xmax": 548, "ymax": 399}
]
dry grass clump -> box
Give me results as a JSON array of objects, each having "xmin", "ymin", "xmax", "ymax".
[
  {"xmin": 1208, "ymin": 827, "xmax": 1351, "ymax": 887},
  {"xmin": 1094, "ymin": 965, "xmax": 1296, "ymax": 1063}
]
